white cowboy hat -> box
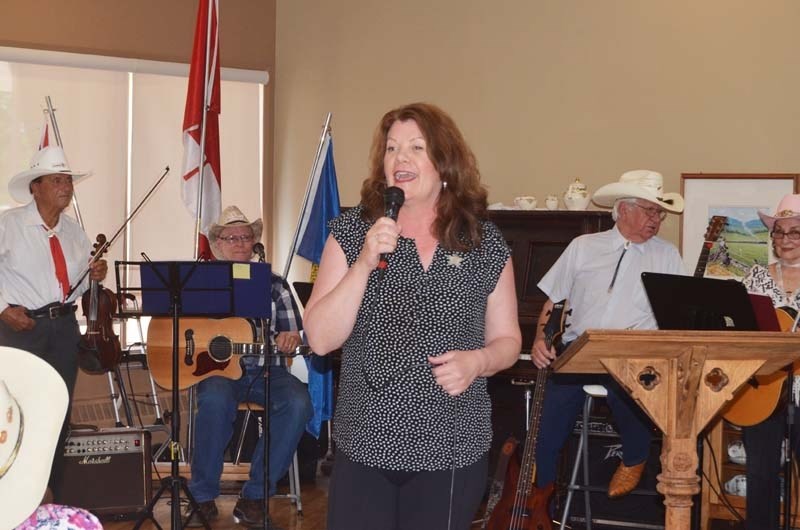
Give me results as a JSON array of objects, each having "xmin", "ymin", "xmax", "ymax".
[
  {"xmin": 592, "ymin": 169, "xmax": 684, "ymax": 213},
  {"xmin": 8, "ymin": 146, "xmax": 90, "ymax": 204},
  {"xmin": 208, "ymin": 205, "xmax": 264, "ymax": 259},
  {"xmin": 0, "ymin": 347, "xmax": 68, "ymax": 529}
]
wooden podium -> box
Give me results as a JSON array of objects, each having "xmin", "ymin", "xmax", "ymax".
[{"xmin": 552, "ymin": 329, "xmax": 800, "ymax": 530}]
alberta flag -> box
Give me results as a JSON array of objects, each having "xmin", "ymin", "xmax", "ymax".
[{"xmin": 297, "ymin": 132, "xmax": 340, "ymax": 438}]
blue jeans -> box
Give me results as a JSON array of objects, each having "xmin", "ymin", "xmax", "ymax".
[
  {"xmin": 534, "ymin": 374, "xmax": 654, "ymax": 486},
  {"xmin": 188, "ymin": 364, "xmax": 313, "ymax": 501}
]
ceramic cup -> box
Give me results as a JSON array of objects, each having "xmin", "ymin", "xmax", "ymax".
[
  {"xmin": 514, "ymin": 196, "xmax": 537, "ymax": 210},
  {"xmin": 545, "ymin": 195, "xmax": 558, "ymax": 210}
]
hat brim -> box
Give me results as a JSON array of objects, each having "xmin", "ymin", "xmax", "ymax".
[
  {"xmin": 0, "ymin": 347, "xmax": 68, "ymax": 529},
  {"xmin": 8, "ymin": 168, "xmax": 90, "ymax": 204},
  {"xmin": 757, "ymin": 210, "xmax": 800, "ymax": 232},
  {"xmin": 208, "ymin": 219, "xmax": 264, "ymax": 259},
  {"xmin": 592, "ymin": 182, "xmax": 684, "ymax": 213}
]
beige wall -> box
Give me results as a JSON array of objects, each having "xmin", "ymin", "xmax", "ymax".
[
  {"xmin": 0, "ymin": 0, "xmax": 275, "ymax": 69},
  {"xmin": 274, "ymin": 0, "xmax": 800, "ymax": 275},
  {"xmin": 5, "ymin": 1, "xmax": 800, "ymax": 269}
]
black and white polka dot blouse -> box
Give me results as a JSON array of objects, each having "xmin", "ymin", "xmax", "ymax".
[{"xmin": 329, "ymin": 205, "xmax": 511, "ymax": 471}]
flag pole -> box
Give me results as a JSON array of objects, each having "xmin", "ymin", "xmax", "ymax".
[
  {"xmin": 192, "ymin": 0, "xmax": 215, "ymax": 260},
  {"xmin": 282, "ymin": 112, "xmax": 332, "ymax": 279},
  {"xmin": 45, "ymin": 96, "xmax": 85, "ymax": 230}
]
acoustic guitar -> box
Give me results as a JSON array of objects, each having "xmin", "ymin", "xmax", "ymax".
[
  {"xmin": 721, "ymin": 306, "xmax": 797, "ymax": 426},
  {"xmin": 483, "ymin": 301, "xmax": 568, "ymax": 530},
  {"xmin": 692, "ymin": 213, "xmax": 800, "ymax": 427},
  {"xmin": 146, "ymin": 316, "xmax": 264, "ymax": 390}
]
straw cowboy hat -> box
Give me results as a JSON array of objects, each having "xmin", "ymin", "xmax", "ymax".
[
  {"xmin": 592, "ymin": 170, "xmax": 684, "ymax": 213},
  {"xmin": 758, "ymin": 194, "xmax": 800, "ymax": 231},
  {"xmin": 8, "ymin": 146, "xmax": 90, "ymax": 204},
  {"xmin": 208, "ymin": 205, "xmax": 264, "ymax": 258},
  {"xmin": 0, "ymin": 347, "xmax": 69, "ymax": 529}
]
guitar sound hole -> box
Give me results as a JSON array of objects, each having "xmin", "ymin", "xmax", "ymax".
[{"xmin": 208, "ymin": 336, "xmax": 233, "ymax": 362}]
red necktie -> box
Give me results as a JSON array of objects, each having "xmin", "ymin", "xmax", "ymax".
[{"xmin": 44, "ymin": 226, "xmax": 69, "ymax": 302}]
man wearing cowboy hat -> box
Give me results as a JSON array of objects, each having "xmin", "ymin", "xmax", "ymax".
[
  {"xmin": 529, "ymin": 170, "xmax": 685, "ymax": 526},
  {"xmin": 186, "ymin": 206, "xmax": 312, "ymax": 529},
  {"xmin": 0, "ymin": 146, "xmax": 107, "ymax": 502}
]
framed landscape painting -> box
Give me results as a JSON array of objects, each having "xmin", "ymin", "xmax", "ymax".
[{"xmin": 680, "ymin": 174, "xmax": 799, "ymax": 280}]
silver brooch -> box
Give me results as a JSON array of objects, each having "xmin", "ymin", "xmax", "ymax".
[{"xmin": 447, "ymin": 255, "xmax": 463, "ymax": 267}]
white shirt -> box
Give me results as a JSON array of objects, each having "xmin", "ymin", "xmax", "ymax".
[
  {"xmin": 538, "ymin": 225, "xmax": 685, "ymax": 342},
  {"xmin": 0, "ymin": 201, "xmax": 92, "ymax": 312}
]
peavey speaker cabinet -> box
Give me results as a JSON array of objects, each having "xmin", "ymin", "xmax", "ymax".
[{"xmin": 59, "ymin": 428, "xmax": 152, "ymax": 516}]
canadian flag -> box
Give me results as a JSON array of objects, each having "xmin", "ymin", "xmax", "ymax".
[{"xmin": 181, "ymin": 0, "xmax": 221, "ymax": 260}]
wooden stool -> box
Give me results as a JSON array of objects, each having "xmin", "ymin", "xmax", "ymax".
[{"xmin": 234, "ymin": 402, "xmax": 303, "ymax": 515}]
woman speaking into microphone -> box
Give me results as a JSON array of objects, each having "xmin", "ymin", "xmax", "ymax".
[{"xmin": 303, "ymin": 102, "xmax": 521, "ymax": 530}]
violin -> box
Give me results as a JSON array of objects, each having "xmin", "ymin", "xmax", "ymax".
[{"xmin": 77, "ymin": 234, "xmax": 122, "ymax": 374}]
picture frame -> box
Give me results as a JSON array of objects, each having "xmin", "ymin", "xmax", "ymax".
[{"xmin": 680, "ymin": 173, "xmax": 799, "ymax": 279}]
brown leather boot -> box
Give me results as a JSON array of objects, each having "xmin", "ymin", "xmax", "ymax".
[
  {"xmin": 530, "ymin": 482, "xmax": 555, "ymax": 530},
  {"xmin": 608, "ymin": 460, "xmax": 646, "ymax": 498}
]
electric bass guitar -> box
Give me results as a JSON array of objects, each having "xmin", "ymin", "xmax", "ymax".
[
  {"xmin": 483, "ymin": 301, "xmax": 568, "ymax": 530},
  {"xmin": 147, "ymin": 316, "xmax": 276, "ymax": 390}
]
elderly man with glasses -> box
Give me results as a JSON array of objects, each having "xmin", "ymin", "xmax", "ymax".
[
  {"xmin": 185, "ymin": 206, "xmax": 312, "ymax": 530},
  {"xmin": 528, "ymin": 170, "xmax": 686, "ymax": 529}
]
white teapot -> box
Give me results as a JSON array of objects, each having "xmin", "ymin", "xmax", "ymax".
[{"xmin": 564, "ymin": 179, "xmax": 590, "ymax": 210}]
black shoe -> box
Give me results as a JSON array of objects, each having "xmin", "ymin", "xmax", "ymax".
[
  {"xmin": 233, "ymin": 497, "xmax": 284, "ymax": 529},
  {"xmin": 184, "ymin": 499, "xmax": 218, "ymax": 527}
]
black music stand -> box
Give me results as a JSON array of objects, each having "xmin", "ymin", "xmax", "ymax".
[{"xmin": 121, "ymin": 260, "xmax": 234, "ymax": 530}]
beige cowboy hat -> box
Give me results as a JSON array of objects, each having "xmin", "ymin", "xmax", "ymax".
[
  {"xmin": 757, "ymin": 194, "xmax": 800, "ymax": 231},
  {"xmin": 8, "ymin": 146, "xmax": 90, "ymax": 204},
  {"xmin": 0, "ymin": 347, "xmax": 69, "ymax": 529},
  {"xmin": 592, "ymin": 169, "xmax": 684, "ymax": 213},
  {"xmin": 208, "ymin": 205, "xmax": 264, "ymax": 258}
]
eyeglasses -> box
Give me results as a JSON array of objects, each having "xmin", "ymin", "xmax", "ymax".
[
  {"xmin": 771, "ymin": 230, "xmax": 800, "ymax": 241},
  {"xmin": 218, "ymin": 234, "xmax": 254, "ymax": 244},
  {"xmin": 630, "ymin": 203, "xmax": 667, "ymax": 221}
]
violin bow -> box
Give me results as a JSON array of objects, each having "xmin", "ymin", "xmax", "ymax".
[{"xmin": 65, "ymin": 166, "xmax": 170, "ymax": 300}]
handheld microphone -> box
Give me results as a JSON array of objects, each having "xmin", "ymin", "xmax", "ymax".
[
  {"xmin": 377, "ymin": 186, "xmax": 405, "ymax": 270},
  {"xmin": 253, "ymin": 242, "xmax": 266, "ymax": 263}
]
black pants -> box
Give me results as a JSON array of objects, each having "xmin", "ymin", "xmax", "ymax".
[
  {"xmin": 741, "ymin": 405, "xmax": 800, "ymax": 530},
  {"xmin": 0, "ymin": 313, "xmax": 80, "ymax": 499},
  {"xmin": 327, "ymin": 451, "xmax": 488, "ymax": 530}
]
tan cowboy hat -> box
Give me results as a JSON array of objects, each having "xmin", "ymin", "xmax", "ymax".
[
  {"xmin": 757, "ymin": 193, "xmax": 800, "ymax": 231},
  {"xmin": 208, "ymin": 205, "xmax": 264, "ymax": 258},
  {"xmin": 0, "ymin": 347, "xmax": 68, "ymax": 529},
  {"xmin": 8, "ymin": 146, "xmax": 90, "ymax": 204},
  {"xmin": 592, "ymin": 169, "xmax": 684, "ymax": 213}
]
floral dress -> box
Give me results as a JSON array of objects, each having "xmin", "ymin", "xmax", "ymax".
[{"xmin": 15, "ymin": 505, "xmax": 103, "ymax": 530}]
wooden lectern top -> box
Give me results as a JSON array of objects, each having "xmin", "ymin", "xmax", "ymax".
[{"xmin": 552, "ymin": 329, "xmax": 800, "ymax": 375}]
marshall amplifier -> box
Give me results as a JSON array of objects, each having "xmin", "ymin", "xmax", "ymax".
[{"xmin": 58, "ymin": 428, "xmax": 152, "ymax": 516}]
